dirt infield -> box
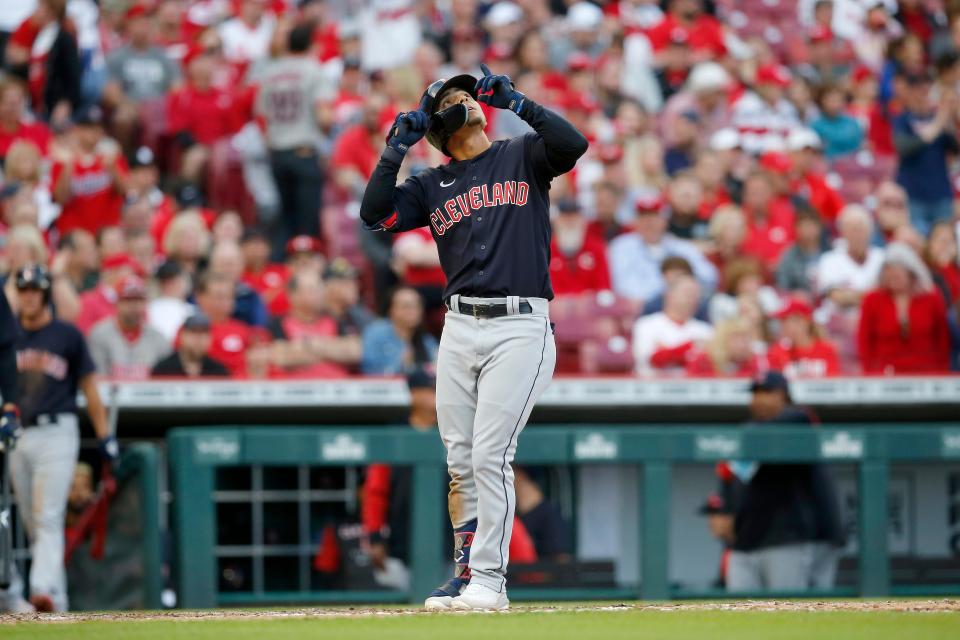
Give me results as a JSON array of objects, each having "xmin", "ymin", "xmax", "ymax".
[{"xmin": 2, "ymin": 599, "xmax": 958, "ymax": 624}]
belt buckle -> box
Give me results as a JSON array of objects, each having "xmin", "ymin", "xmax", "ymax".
[{"xmin": 472, "ymin": 303, "xmax": 488, "ymax": 318}]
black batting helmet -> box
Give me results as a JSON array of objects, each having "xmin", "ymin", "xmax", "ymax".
[
  {"xmin": 15, "ymin": 264, "xmax": 52, "ymax": 303},
  {"xmin": 420, "ymin": 74, "xmax": 478, "ymax": 156}
]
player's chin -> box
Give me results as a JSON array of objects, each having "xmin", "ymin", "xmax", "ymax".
[{"xmin": 467, "ymin": 112, "xmax": 486, "ymax": 127}]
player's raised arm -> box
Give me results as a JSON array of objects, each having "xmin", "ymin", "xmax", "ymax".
[
  {"xmin": 475, "ymin": 63, "xmax": 588, "ymax": 177},
  {"xmin": 358, "ymin": 109, "xmax": 431, "ymax": 233}
]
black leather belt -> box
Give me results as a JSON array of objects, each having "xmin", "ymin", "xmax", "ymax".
[{"xmin": 450, "ymin": 300, "xmax": 533, "ymax": 318}]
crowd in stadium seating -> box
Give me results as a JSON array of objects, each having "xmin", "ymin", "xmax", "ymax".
[{"xmin": 1, "ymin": 0, "xmax": 959, "ymax": 380}]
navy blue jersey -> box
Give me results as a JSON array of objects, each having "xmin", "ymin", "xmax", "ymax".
[
  {"xmin": 15, "ymin": 319, "xmax": 95, "ymax": 425},
  {"xmin": 360, "ymin": 100, "xmax": 588, "ymax": 300},
  {"xmin": 0, "ymin": 291, "xmax": 18, "ymax": 404}
]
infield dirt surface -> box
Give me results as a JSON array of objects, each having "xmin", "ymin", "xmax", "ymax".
[{"xmin": 2, "ymin": 599, "xmax": 958, "ymax": 639}]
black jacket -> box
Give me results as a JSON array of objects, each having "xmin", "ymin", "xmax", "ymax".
[
  {"xmin": 6, "ymin": 24, "xmax": 81, "ymax": 117},
  {"xmin": 730, "ymin": 407, "xmax": 845, "ymax": 552}
]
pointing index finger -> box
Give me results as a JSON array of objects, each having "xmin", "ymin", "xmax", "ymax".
[{"xmin": 480, "ymin": 63, "xmax": 492, "ymax": 77}]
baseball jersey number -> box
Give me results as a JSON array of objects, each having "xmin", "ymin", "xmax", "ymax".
[{"xmin": 268, "ymin": 89, "xmax": 304, "ymax": 124}]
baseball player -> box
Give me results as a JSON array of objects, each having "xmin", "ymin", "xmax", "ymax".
[
  {"xmin": 0, "ymin": 265, "xmax": 117, "ymax": 612},
  {"xmin": 360, "ymin": 64, "xmax": 588, "ymax": 610},
  {"xmin": 1, "ymin": 285, "xmax": 22, "ymax": 607}
]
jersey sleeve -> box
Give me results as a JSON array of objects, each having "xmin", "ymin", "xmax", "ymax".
[
  {"xmin": 71, "ymin": 327, "xmax": 97, "ymax": 380},
  {"xmin": 359, "ymin": 147, "xmax": 431, "ymax": 233}
]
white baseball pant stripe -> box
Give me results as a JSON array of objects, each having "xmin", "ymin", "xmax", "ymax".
[
  {"xmin": 2, "ymin": 415, "xmax": 79, "ymax": 612},
  {"xmin": 436, "ymin": 296, "xmax": 556, "ymax": 593}
]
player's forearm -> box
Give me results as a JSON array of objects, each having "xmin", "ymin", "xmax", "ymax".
[
  {"xmin": 80, "ymin": 375, "xmax": 110, "ymax": 439},
  {"xmin": 517, "ymin": 99, "xmax": 589, "ymax": 172},
  {"xmin": 359, "ymin": 148, "xmax": 405, "ymax": 229}
]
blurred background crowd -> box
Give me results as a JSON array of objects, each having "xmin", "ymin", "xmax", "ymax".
[{"xmin": 2, "ymin": 0, "xmax": 960, "ymax": 380}]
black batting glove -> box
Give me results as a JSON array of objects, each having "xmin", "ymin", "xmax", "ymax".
[
  {"xmin": 386, "ymin": 110, "xmax": 429, "ymax": 155},
  {"xmin": 475, "ymin": 63, "xmax": 526, "ymax": 114}
]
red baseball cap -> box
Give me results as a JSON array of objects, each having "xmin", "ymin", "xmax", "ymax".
[
  {"xmin": 756, "ymin": 63, "xmax": 792, "ymax": 87},
  {"xmin": 115, "ymin": 275, "xmax": 147, "ymax": 300},
  {"xmin": 101, "ymin": 253, "xmax": 137, "ymax": 272},
  {"xmin": 567, "ymin": 51, "xmax": 594, "ymax": 72},
  {"xmin": 285, "ymin": 235, "xmax": 324, "ymax": 256},
  {"xmin": 562, "ymin": 92, "xmax": 600, "ymax": 114},
  {"xmin": 634, "ymin": 192, "xmax": 666, "ymax": 214},
  {"xmin": 759, "ymin": 151, "xmax": 793, "ymax": 175},
  {"xmin": 597, "ymin": 143, "xmax": 623, "ymax": 164},
  {"xmin": 852, "ymin": 65, "xmax": 874, "ymax": 84},
  {"xmin": 775, "ymin": 298, "xmax": 814, "ymax": 319},
  {"xmin": 807, "ymin": 25, "xmax": 832, "ymax": 43}
]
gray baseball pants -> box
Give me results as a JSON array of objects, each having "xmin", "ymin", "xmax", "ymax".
[
  {"xmin": 0, "ymin": 415, "xmax": 79, "ymax": 612},
  {"xmin": 726, "ymin": 542, "xmax": 816, "ymax": 592},
  {"xmin": 436, "ymin": 296, "xmax": 556, "ymax": 593}
]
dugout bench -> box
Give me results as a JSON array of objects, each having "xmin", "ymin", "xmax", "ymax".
[{"xmin": 168, "ymin": 425, "xmax": 960, "ymax": 608}]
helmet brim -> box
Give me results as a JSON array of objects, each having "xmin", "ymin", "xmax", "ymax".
[{"xmin": 424, "ymin": 74, "xmax": 478, "ymax": 115}]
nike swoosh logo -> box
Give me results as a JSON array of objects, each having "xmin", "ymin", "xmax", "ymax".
[{"xmin": 440, "ymin": 179, "xmax": 455, "ymax": 187}]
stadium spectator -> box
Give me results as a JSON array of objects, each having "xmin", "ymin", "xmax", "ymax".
[
  {"xmin": 893, "ymin": 70, "xmax": 959, "ymax": 235},
  {"xmin": 703, "ymin": 204, "xmax": 747, "ymax": 277},
  {"xmin": 666, "ymin": 171, "xmax": 708, "ymax": 240},
  {"xmin": 218, "ymin": 0, "xmax": 276, "ymax": 68},
  {"xmin": 0, "ymin": 80, "xmax": 51, "ymax": 160},
  {"xmin": 255, "ymin": 22, "xmax": 328, "ymax": 247},
  {"xmin": 75, "ymin": 253, "xmax": 138, "ymax": 334},
  {"xmin": 151, "ymin": 311, "xmax": 230, "ymax": 378},
  {"xmin": 208, "ymin": 240, "xmax": 268, "ymax": 328},
  {"xmin": 708, "ymin": 257, "xmax": 782, "ymax": 326},
  {"xmin": 686, "ymin": 317, "xmax": 770, "ymax": 378},
  {"xmin": 926, "ymin": 221, "xmax": 960, "ymax": 308},
  {"xmin": 549, "ymin": 198, "xmax": 611, "ymax": 296},
  {"xmin": 776, "ymin": 208, "xmax": 828, "ymax": 295},
  {"xmin": 240, "ymin": 227, "xmax": 288, "ymax": 312},
  {"xmin": 51, "ymin": 105, "xmax": 128, "ymax": 238},
  {"xmin": 269, "ymin": 270, "xmax": 350, "ymax": 378},
  {"xmin": 725, "ymin": 371, "xmax": 843, "ymax": 592},
  {"xmin": 5, "ymin": 0, "xmax": 81, "ymax": 123},
  {"xmin": 769, "ymin": 298, "xmax": 841, "ymax": 378},
  {"xmin": 585, "ymin": 180, "xmax": 626, "ymax": 244},
  {"xmin": 647, "ymin": 0, "xmax": 727, "ymax": 61},
  {"xmin": 632, "ymin": 275, "xmax": 713, "ymax": 376},
  {"xmin": 2, "ymin": 140, "xmax": 56, "ymax": 228},
  {"xmin": 193, "ymin": 271, "xmax": 254, "ymax": 377},
  {"xmin": 608, "ymin": 193, "xmax": 717, "ymax": 304},
  {"xmin": 211, "ymin": 210, "xmax": 244, "ymax": 246},
  {"xmin": 731, "ymin": 64, "xmax": 800, "ymax": 155},
  {"xmin": 663, "ymin": 112, "xmax": 700, "ymax": 176},
  {"xmin": 331, "ymin": 93, "xmax": 391, "ymax": 202},
  {"xmin": 858, "ymin": 242, "xmax": 950, "ymax": 374},
  {"xmin": 166, "ymin": 46, "xmax": 240, "ymax": 183},
  {"xmin": 161, "ymin": 209, "xmax": 212, "ymax": 278},
  {"xmin": 102, "ymin": 4, "xmax": 181, "ymax": 150},
  {"xmin": 55, "ymin": 230, "xmax": 98, "ymax": 294},
  {"xmin": 739, "ymin": 171, "xmax": 796, "ymax": 271},
  {"xmin": 88, "ymin": 275, "xmax": 171, "ymax": 379},
  {"xmin": 148, "ymin": 260, "xmax": 195, "ymax": 343},
  {"xmin": 660, "ymin": 62, "xmax": 732, "ymax": 146},
  {"xmin": 267, "ymin": 234, "xmax": 326, "ymax": 317},
  {"xmin": 848, "ymin": 64, "xmax": 895, "ymax": 156},
  {"xmin": 361, "ymin": 287, "xmax": 437, "ymax": 376},
  {"xmin": 854, "ymin": 2, "xmax": 903, "ymax": 72},
  {"xmin": 871, "ymin": 181, "xmax": 911, "ymax": 246},
  {"xmin": 810, "ymin": 84, "xmax": 864, "ymax": 159},
  {"xmin": 816, "ymin": 205, "xmax": 884, "ymax": 309},
  {"xmin": 322, "ymin": 257, "xmax": 374, "ymax": 351}
]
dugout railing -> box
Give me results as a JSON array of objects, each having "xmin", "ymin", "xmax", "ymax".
[{"xmin": 168, "ymin": 425, "xmax": 960, "ymax": 608}]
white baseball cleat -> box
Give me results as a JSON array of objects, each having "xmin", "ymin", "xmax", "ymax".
[
  {"xmin": 424, "ymin": 595, "xmax": 454, "ymax": 610},
  {"xmin": 450, "ymin": 583, "xmax": 509, "ymax": 611}
]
